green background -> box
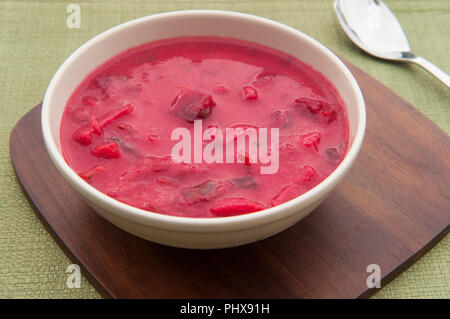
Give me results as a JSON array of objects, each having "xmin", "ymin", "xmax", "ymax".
[{"xmin": 0, "ymin": 0, "xmax": 448, "ymax": 298}]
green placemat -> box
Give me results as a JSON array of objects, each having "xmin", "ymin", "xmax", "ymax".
[{"xmin": 0, "ymin": 0, "xmax": 448, "ymax": 299}]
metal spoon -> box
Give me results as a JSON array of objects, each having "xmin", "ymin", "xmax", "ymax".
[{"xmin": 334, "ymin": 0, "xmax": 450, "ymax": 87}]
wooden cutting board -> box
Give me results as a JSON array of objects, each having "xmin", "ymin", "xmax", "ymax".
[{"xmin": 9, "ymin": 61, "xmax": 450, "ymax": 299}]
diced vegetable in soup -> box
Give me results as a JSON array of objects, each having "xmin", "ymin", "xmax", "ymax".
[{"xmin": 60, "ymin": 37, "xmax": 348, "ymax": 218}]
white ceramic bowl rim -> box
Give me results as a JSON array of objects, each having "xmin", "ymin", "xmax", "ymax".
[{"xmin": 42, "ymin": 10, "xmax": 366, "ymax": 232}]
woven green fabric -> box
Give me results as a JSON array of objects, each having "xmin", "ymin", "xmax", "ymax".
[{"xmin": 0, "ymin": 0, "xmax": 448, "ymax": 299}]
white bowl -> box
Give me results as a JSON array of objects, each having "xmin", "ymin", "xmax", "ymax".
[{"xmin": 42, "ymin": 10, "xmax": 366, "ymax": 249}]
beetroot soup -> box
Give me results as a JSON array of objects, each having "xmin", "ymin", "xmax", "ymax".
[{"xmin": 60, "ymin": 37, "xmax": 348, "ymax": 218}]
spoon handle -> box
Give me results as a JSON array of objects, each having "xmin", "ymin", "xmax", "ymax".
[{"xmin": 409, "ymin": 56, "xmax": 450, "ymax": 88}]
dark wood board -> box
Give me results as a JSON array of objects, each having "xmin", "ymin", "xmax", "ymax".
[{"xmin": 9, "ymin": 61, "xmax": 450, "ymax": 299}]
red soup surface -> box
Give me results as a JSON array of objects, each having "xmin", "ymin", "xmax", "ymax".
[{"xmin": 61, "ymin": 37, "xmax": 349, "ymax": 218}]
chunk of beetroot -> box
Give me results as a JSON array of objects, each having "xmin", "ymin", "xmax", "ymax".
[
  {"xmin": 98, "ymin": 104, "xmax": 134, "ymax": 128},
  {"xmin": 297, "ymin": 165, "xmax": 318, "ymax": 184},
  {"xmin": 271, "ymin": 185, "xmax": 301, "ymax": 207},
  {"xmin": 242, "ymin": 86, "xmax": 258, "ymax": 100},
  {"xmin": 210, "ymin": 198, "xmax": 266, "ymax": 217},
  {"xmin": 73, "ymin": 126, "xmax": 93, "ymax": 145},
  {"xmin": 171, "ymin": 87, "xmax": 216, "ymax": 122},
  {"xmin": 91, "ymin": 116, "xmax": 102, "ymax": 136},
  {"xmin": 91, "ymin": 142, "xmax": 121, "ymax": 159},
  {"xmin": 73, "ymin": 104, "xmax": 133, "ymax": 146},
  {"xmin": 302, "ymin": 132, "xmax": 321, "ymax": 152},
  {"xmin": 106, "ymin": 136, "xmax": 136, "ymax": 154}
]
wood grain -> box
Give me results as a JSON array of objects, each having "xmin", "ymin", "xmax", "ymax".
[{"xmin": 9, "ymin": 61, "xmax": 450, "ymax": 299}]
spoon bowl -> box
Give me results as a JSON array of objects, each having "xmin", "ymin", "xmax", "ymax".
[{"xmin": 334, "ymin": 0, "xmax": 450, "ymax": 87}]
